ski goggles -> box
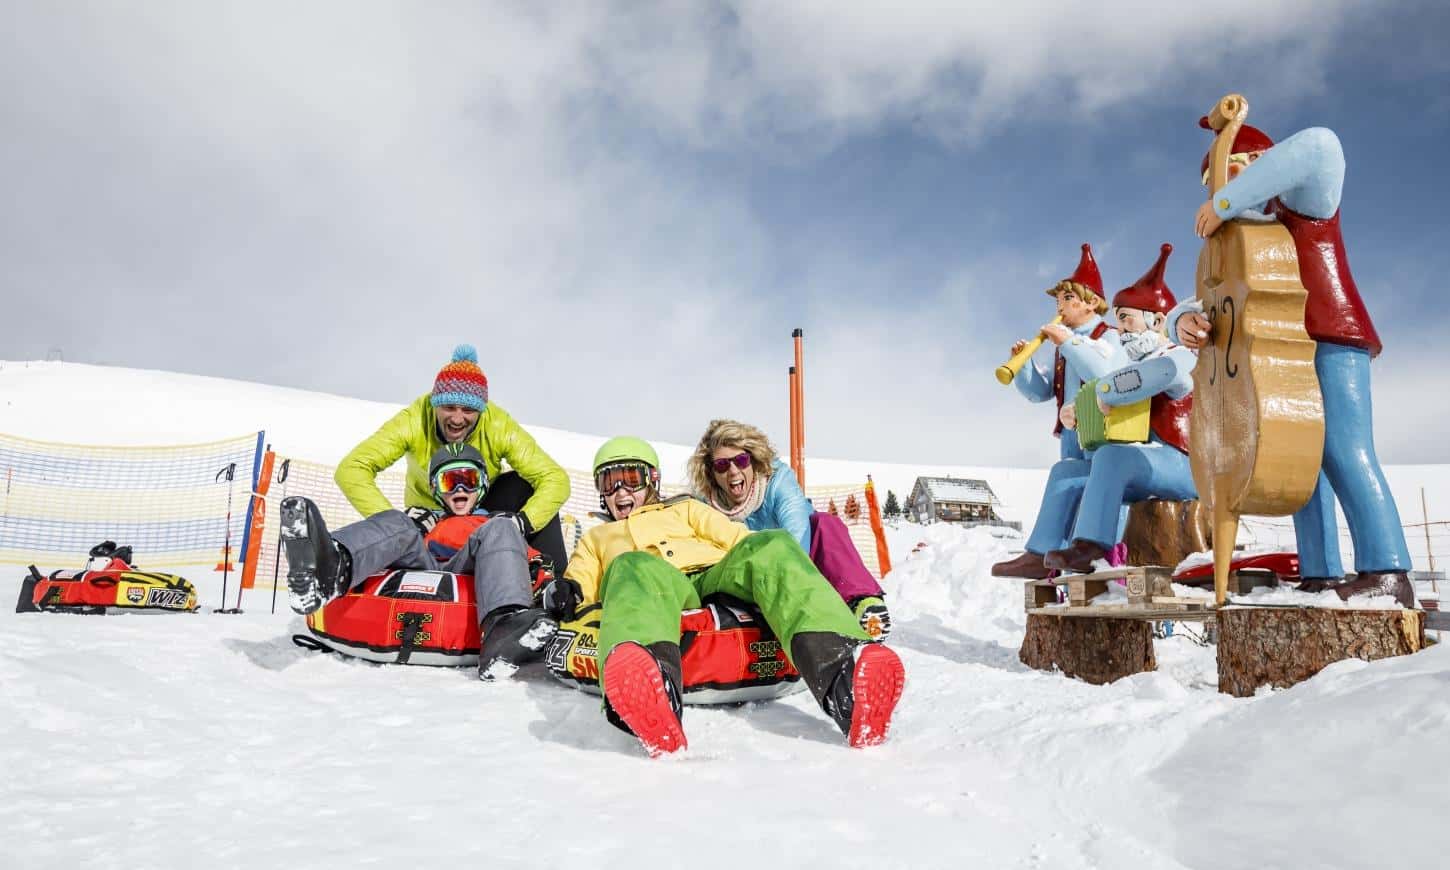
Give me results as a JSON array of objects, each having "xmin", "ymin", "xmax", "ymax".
[
  {"xmin": 595, "ymin": 462, "xmax": 655, "ymax": 495},
  {"xmin": 709, "ymin": 452, "xmax": 752, "ymax": 474},
  {"xmin": 433, "ymin": 463, "xmax": 485, "ymax": 495}
]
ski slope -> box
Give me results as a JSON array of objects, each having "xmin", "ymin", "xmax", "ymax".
[{"xmin": 2, "ymin": 360, "xmax": 1448, "ymax": 869}]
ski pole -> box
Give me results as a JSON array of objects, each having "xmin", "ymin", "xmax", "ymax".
[
  {"xmin": 269, "ymin": 459, "xmax": 291, "ymax": 614},
  {"xmin": 215, "ymin": 462, "xmax": 237, "ymax": 613}
]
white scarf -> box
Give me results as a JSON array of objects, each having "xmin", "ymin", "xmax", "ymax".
[{"xmin": 710, "ymin": 473, "xmax": 767, "ymax": 522}]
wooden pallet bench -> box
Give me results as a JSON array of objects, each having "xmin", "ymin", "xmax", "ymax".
[{"xmin": 1018, "ymin": 565, "xmax": 1430, "ymax": 693}]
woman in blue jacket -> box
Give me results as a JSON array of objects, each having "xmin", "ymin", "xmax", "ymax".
[{"xmin": 689, "ymin": 419, "xmax": 889, "ymax": 639}]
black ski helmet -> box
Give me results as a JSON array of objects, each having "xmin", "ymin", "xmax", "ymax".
[{"xmin": 429, "ymin": 443, "xmax": 488, "ymax": 499}]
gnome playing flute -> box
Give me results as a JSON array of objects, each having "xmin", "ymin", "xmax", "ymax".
[{"xmin": 992, "ymin": 245, "xmax": 1127, "ymax": 578}]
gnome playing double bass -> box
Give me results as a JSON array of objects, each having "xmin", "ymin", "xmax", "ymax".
[{"xmin": 1173, "ymin": 117, "xmax": 1415, "ymax": 607}]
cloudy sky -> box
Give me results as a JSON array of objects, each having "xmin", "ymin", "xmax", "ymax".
[{"xmin": 4, "ymin": 1, "xmax": 1448, "ymax": 467}]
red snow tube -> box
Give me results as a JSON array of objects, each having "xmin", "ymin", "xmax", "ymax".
[
  {"xmin": 544, "ymin": 596, "xmax": 805, "ymax": 705},
  {"xmin": 295, "ymin": 551, "xmax": 558, "ymax": 666},
  {"xmin": 296, "ymin": 570, "xmax": 483, "ymax": 666},
  {"xmin": 17, "ymin": 559, "xmax": 198, "ymax": 614}
]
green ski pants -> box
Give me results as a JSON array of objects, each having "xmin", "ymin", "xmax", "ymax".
[{"xmin": 596, "ymin": 529, "xmax": 869, "ymax": 687}]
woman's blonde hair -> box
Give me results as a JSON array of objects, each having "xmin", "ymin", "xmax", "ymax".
[{"xmin": 688, "ymin": 419, "xmax": 778, "ymax": 503}]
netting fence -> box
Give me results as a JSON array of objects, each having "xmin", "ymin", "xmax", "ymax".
[
  {"xmin": 251, "ymin": 459, "xmax": 886, "ymax": 593},
  {"xmin": 0, "ymin": 432, "xmax": 265, "ymax": 570}
]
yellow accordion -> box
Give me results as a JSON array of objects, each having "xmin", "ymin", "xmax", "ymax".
[{"xmin": 1074, "ymin": 377, "xmax": 1150, "ymax": 451}]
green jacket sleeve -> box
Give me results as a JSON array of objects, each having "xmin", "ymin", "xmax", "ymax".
[
  {"xmin": 335, "ymin": 404, "xmax": 417, "ymax": 518},
  {"xmin": 490, "ymin": 406, "xmax": 571, "ymax": 532}
]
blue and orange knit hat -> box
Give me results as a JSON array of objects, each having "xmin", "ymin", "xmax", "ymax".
[{"xmin": 430, "ymin": 344, "xmax": 489, "ymax": 412}]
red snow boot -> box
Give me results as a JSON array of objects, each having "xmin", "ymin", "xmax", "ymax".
[
  {"xmin": 603, "ymin": 642, "xmax": 687, "ymax": 757},
  {"xmin": 842, "ymin": 643, "xmax": 905, "ymax": 748}
]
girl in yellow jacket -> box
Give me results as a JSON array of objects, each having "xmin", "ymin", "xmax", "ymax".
[{"xmin": 540, "ymin": 436, "xmax": 905, "ymax": 757}]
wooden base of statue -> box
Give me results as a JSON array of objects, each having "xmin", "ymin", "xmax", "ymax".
[
  {"xmin": 1019, "ymin": 612, "xmax": 1156, "ymax": 685},
  {"xmin": 1216, "ymin": 606, "xmax": 1426, "ymax": 697},
  {"xmin": 1123, "ymin": 499, "xmax": 1210, "ymax": 569}
]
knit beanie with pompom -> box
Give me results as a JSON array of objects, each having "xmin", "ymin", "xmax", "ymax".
[{"xmin": 430, "ymin": 344, "xmax": 489, "ymax": 412}]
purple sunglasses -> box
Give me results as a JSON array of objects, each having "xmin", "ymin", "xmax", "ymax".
[{"xmin": 710, "ymin": 452, "xmax": 752, "ymax": 474}]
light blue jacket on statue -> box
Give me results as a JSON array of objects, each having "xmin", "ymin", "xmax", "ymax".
[{"xmin": 745, "ymin": 460, "xmax": 814, "ymax": 553}]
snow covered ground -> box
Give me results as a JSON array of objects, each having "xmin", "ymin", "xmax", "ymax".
[{"xmin": 3, "ymin": 360, "xmax": 1449, "ymax": 869}]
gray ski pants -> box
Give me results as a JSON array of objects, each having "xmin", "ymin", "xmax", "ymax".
[{"xmin": 331, "ymin": 510, "xmax": 533, "ymax": 621}]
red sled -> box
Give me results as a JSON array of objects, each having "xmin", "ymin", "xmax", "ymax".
[
  {"xmin": 1172, "ymin": 551, "xmax": 1301, "ymax": 587},
  {"xmin": 295, "ymin": 570, "xmax": 484, "ymax": 666},
  {"xmin": 17, "ymin": 557, "xmax": 199, "ymax": 615},
  {"xmin": 545, "ymin": 595, "xmax": 806, "ymax": 705}
]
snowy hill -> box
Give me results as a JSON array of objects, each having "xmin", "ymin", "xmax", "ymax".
[
  {"xmin": 3, "ymin": 360, "xmax": 1449, "ymax": 869},
  {"xmin": 4, "ymin": 359, "xmax": 1448, "ymax": 561}
]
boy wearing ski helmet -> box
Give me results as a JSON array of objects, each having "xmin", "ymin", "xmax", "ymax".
[
  {"xmin": 282, "ymin": 443, "xmax": 556, "ymax": 679},
  {"xmin": 539, "ymin": 436, "xmax": 905, "ymax": 757},
  {"xmin": 334, "ymin": 343, "xmax": 573, "ymax": 571}
]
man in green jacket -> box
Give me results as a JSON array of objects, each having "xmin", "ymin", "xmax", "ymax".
[{"xmin": 335, "ymin": 344, "xmax": 572, "ymax": 569}]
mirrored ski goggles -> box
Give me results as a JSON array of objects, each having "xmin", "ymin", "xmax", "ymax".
[
  {"xmin": 595, "ymin": 462, "xmax": 654, "ymax": 495},
  {"xmin": 710, "ymin": 452, "xmax": 752, "ymax": 474},
  {"xmin": 433, "ymin": 464, "xmax": 485, "ymax": 495}
]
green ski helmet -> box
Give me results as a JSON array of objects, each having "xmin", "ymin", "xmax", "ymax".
[
  {"xmin": 592, "ymin": 436, "xmax": 659, "ymax": 473},
  {"xmin": 592, "ymin": 436, "xmax": 660, "ymax": 505},
  {"xmin": 428, "ymin": 443, "xmax": 488, "ymax": 500}
]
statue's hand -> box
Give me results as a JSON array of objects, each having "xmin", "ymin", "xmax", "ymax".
[
  {"xmin": 1195, "ymin": 199, "xmax": 1224, "ymax": 238},
  {"xmin": 1041, "ymin": 323, "xmax": 1072, "ymax": 346},
  {"xmin": 1178, "ymin": 311, "xmax": 1213, "ymax": 350}
]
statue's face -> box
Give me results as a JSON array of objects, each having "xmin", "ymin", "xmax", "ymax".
[
  {"xmin": 1115, "ymin": 307, "xmax": 1152, "ymax": 335},
  {"xmin": 1056, "ymin": 288, "xmax": 1096, "ymax": 328}
]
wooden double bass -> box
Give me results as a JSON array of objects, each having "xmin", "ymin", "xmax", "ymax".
[{"xmin": 1190, "ymin": 94, "xmax": 1325, "ymax": 605}]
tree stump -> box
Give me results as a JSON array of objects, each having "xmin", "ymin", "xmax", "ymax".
[
  {"xmin": 1123, "ymin": 499, "xmax": 1210, "ymax": 568},
  {"xmin": 1217, "ymin": 607, "xmax": 1426, "ymax": 697},
  {"xmin": 1019, "ymin": 613, "xmax": 1156, "ymax": 684}
]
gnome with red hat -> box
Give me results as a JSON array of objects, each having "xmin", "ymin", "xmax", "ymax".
[
  {"xmin": 1008, "ymin": 243, "xmax": 1127, "ymax": 459},
  {"xmin": 991, "ymin": 245, "xmax": 1129, "ymax": 578},
  {"xmin": 1173, "ymin": 113, "xmax": 1414, "ymax": 607},
  {"xmin": 1038, "ymin": 245, "xmax": 1200, "ymax": 573}
]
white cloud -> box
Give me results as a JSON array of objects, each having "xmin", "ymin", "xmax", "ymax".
[{"xmin": 7, "ymin": 0, "xmax": 1425, "ymax": 473}]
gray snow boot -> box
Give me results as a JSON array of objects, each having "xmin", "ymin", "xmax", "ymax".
[
  {"xmin": 280, "ymin": 496, "xmax": 350, "ymax": 615},
  {"xmin": 477, "ymin": 606, "xmax": 558, "ymax": 681}
]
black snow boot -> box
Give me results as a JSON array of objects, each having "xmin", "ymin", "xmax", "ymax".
[
  {"xmin": 280, "ymin": 496, "xmax": 350, "ymax": 615},
  {"xmin": 602, "ymin": 640, "xmax": 686, "ymax": 757},
  {"xmin": 477, "ymin": 606, "xmax": 558, "ymax": 681},
  {"xmin": 791, "ymin": 631, "xmax": 905, "ymax": 748}
]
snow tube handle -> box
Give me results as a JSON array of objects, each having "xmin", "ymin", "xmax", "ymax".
[{"xmin": 292, "ymin": 634, "xmax": 333, "ymax": 654}]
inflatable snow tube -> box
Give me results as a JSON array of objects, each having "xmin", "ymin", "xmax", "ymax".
[
  {"xmin": 17, "ymin": 562, "xmax": 198, "ymax": 614},
  {"xmin": 544, "ymin": 596, "xmax": 805, "ymax": 705},
  {"xmin": 296, "ymin": 570, "xmax": 483, "ymax": 666}
]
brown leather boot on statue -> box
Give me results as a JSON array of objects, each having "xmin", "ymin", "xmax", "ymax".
[
  {"xmin": 991, "ymin": 550, "xmax": 1052, "ymax": 579},
  {"xmin": 1335, "ymin": 571, "xmax": 1415, "ymax": 608},
  {"xmin": 1295, "ymin": 577, "xmax": 1343, "ymax": 594},
  {"xmin": 1043, "ymin": 539, "xmax": 1108, "ymax": 574}
]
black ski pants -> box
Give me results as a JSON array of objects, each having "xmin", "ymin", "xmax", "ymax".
[{"xmin": 480, "ymin": 471, "xmax": 568, "ymax": 571}]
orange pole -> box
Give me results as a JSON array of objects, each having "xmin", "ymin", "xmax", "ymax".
[
  {"xmin": 240, "ymin": 450, "xmax": 276, "ymax": 589},
  {"xmin": 789, "ymin": 366, "xmax": 801, "ymax": 480},
  {"xmin": 793, "ymin": 328, "xmax": 805, "ymax": 488},
  {"xmin": 865, "ymin": 475, "xmax": 892, "ymax": 576}
]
